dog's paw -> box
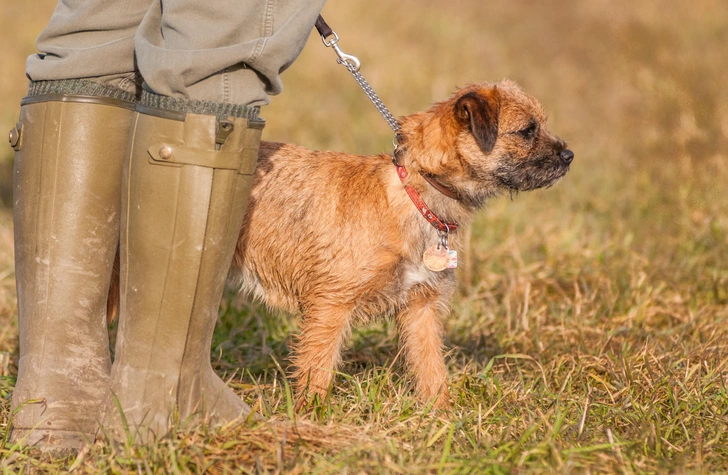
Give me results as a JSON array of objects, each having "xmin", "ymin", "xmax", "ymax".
[{"xmin": 430, "ymin": 389, "xmax": 451, "ymax": 410}]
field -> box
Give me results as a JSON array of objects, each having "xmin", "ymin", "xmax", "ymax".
[{"xmin": 1, "ymin": 0, "xmax": 727, "ymax": 473}]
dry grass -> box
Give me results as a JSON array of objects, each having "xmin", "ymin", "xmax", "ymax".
[{"xmin": 1, "ymin": 0, "xmax": 727, "ymax": 473}]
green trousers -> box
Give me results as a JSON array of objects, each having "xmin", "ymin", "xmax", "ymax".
[{"xmin": 28, "ymin": 0, "xmax": 328, "ymax": 104}]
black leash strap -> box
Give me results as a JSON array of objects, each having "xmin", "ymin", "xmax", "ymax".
[{"xmin": 314, "ymin": 15, "xmax": 334, "ymax": 40}]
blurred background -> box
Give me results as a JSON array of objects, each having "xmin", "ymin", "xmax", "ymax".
[{"xmin": 0, "ymin": 0, "xmax": 726, "ymax": 469}]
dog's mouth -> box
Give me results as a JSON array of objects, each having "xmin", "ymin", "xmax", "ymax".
[{"xmin": 493, "ymin": 155, "xmax": 571, "ymax": 192}]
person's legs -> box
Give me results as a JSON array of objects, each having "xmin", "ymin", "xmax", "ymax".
[
  {"xmin": 12, "ymin": 0, "xmax": 153, "ymax": 451},
  {"xmin": 10, "ymin": 85, "xmax": 136, "ymax": 451},
  {"xmin": 100, "ymin": 0, "xmax": 327, "ymax": 441},
  {"xmin": 14, "ymin": 0, "xmax": 326, "ymax": 447},
  {"xmin": 101, "ymin": 104, "xmax": 264, "ymax": 441}
]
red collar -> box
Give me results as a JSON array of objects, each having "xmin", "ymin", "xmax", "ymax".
[{"xmin": 394, "ymin": 162, "xmax": 458, "ymax": 233}]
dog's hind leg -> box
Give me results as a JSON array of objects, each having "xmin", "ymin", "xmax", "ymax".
[
  {"xmin": 291, "ymin": 304, "xmax": 352, "ymax": 408},
  {"xmin": 397, "ymin": 286, "xmax": 451, "ymax": 409}
]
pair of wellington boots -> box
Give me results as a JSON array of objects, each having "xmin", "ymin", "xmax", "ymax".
[{"xmin": 10, "ymin": 91, "xmax": 263, "ymax": 450}]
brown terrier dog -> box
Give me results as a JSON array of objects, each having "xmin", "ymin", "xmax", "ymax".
[{"xmin": 231, "ymin": 79, "xmax": 573, "ymax": 408}]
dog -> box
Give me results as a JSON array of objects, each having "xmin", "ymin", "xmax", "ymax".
[{"xmin": 231, "ymin": 79, "xmax": 573, "ymax": 408}]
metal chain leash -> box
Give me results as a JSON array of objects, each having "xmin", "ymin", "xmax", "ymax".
[
  {"xmin": 318, "ymin": 26, "xmax": 400, "ymax": 133},
  {"xmin": 340, "ymin": 61, "xmax": 400, "ymax": 133}
]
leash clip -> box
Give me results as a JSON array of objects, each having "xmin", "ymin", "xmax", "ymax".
[
  {"xmin": 320, "ymin": 31, "xmax": 361, "ymax": 72},
  {"xmin": 392, "ymin": 135, "xmax": 404, "ymax": 165}
]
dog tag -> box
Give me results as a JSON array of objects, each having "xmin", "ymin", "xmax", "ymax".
[{"xmin": 423, "ymin": 245, "xmax": 450, "ymax": 272}]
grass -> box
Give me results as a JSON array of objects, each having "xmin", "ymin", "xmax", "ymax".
[{"xmin": 1, "ymin": 0, "xmax": 727, "ymax": 473}]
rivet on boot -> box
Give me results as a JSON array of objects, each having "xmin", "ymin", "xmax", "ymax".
[
  {"xmin": 9, "ymin": 122, "xmax": 22, "ymax": 149},
  {"xmin": 158, "ymin": 146, "xmax": 173, "ymax": 160}
]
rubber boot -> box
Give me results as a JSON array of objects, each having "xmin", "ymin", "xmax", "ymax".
[
  {"xmin": 100, "ymin": 104, "xmax": 263, "ymax": 442},
  {"xmin": 10, "ymin": 93, "xmax": 135, "ymax": 450}
]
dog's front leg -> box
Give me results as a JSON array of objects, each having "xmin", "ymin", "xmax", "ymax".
[
  {"xmin": 397, "ymin": 286, "xmax": 451, "ymax": 409},
  {"xmin": 291, "ymin": 304, "xmax": 352, "ymax": 408}
]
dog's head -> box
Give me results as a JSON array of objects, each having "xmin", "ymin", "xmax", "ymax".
[{"xmin": 399, "ymin": 80, "xmax": 573, "ymax": 207}]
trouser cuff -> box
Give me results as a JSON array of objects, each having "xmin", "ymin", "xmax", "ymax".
[
  {"xmin": 27, "ymin": 79, "xmax": 137, "ymax": 103},
  {"xmin": 139, "ymin": 89, "xmax": 261, "ymax": 121}
]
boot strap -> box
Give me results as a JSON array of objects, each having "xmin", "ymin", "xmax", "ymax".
[{"xmin": 148, "ymin": 142, "xmax": 257, "ymax": 174}]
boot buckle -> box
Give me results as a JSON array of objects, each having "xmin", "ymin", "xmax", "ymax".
[{"xmin": 215, "ymin": 119, "xmax": 235, "ymax": 150}]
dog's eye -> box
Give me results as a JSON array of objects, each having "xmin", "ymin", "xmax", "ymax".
[{"xmin": 517, "ymin": 123, "xmax": 537, "ymax": 139}]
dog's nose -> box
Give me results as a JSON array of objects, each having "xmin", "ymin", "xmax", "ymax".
[{"xmin": 560, "ymin": 149, "xmax": 574, "ymax": 165}]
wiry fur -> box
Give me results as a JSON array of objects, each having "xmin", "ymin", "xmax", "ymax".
[{"xmin": 231, "ymin": 80, "xmax": 572, "ymax": 408}]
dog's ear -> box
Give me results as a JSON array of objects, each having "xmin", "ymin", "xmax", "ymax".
[{"xmin": 454, "ymin": 90, "xmax": 500, "ymax": 153}]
